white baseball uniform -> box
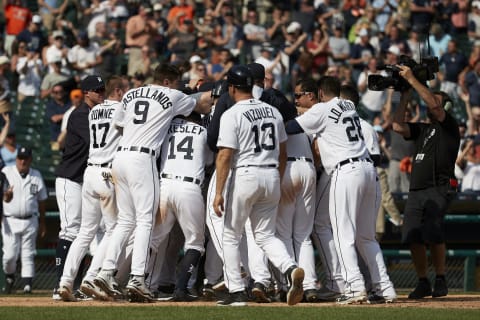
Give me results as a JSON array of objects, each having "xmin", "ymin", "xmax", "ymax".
[
  {"xmin": 276, "ymin": 133, "xmax": 317, "ymax": 291},
  {"xmin": 101, "ymin": 85, "xmax": 197, "ymax": 278},
  {"xmin": 2, "ymin": 166, "xmax": 47, "ymax": 278},
  {"xmin": 296, "ymin": 97, "xmax": 377, "ymax": 295},
  {"xmin": 148, "ymin": 117, "xmax": 213, "ymax": 281},
  {"xmin": 60, "ymin": 99, "xmax": 122, "ymax": 289},
  {"xmin": 217, "ymin": 98, "xmax": 296, "ymax": 293}
]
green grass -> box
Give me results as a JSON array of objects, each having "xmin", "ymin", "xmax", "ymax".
[{"xmin": 1, "ymin": 306, "xmax": 479, "ymax": 320}]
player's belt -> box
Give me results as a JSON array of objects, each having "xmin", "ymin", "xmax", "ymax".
[
  {"xmin": 117, "ymin": 146, "xmax": 156, "ymax": 156},
  {"xmin": 337, "ymin": 157, "xmax": 372, "ymax": 168},
  {"xmin": 161, "ymin": 173, "xmax": 202, "ymax": 185},
  {"xmin": 287, "ymin": 157, "xmax": 313, "ymax": 163},
  {"xmin": 235, "ymin": 164, "xmax": 278, "ymax": 169},
  {"xmin": 4, "ymin": 215, "xmax": 33, "ymax": 219},
  {"xmin": 87, "ymin": 162, "xmax": 111, "ymax": 168}
]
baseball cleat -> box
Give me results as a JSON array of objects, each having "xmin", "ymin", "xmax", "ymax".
[
  {"xmin": 251, "ymin": 282, "xmax": 271, "ymax": 303},
  {"xmin": 408, "ymin": 279, "xmax": 432, "ymax": 299},
  {"xmin": 23, "ymin": 284, "xmax": 32, "ymax": 294},
  {"xmin": 59, "ymin": 285, "xmax": 77, "ymax": 302},
  {"xmin": 304, "ymin": 289, "xmax": 319, "ymax": 302},
  {"xmin": 202, "ymin": 284, "xmax": 216, "ymax": 301},
  {"xmin": 367, "ymin": 292, "xmax": 397, "ymax": 304},
  {"xmin": 286, "ymin": 266, "xmax": 304, "ymax": 306},
  {"xmin": 52, "ymin": 288, "xmax": 62, "ymax": 301},
  {"xmin": 3, "ymin": 276, "xmax": 14, "ymax": 294},
  {"xmin": 173, "ymin": 289, "xmax": 199, "ymax": 302},
  {"xmin": 126, "ymin": 276, "xmax": 154, "ymax": 303},
  {"xmin": 217, "ymin": 291, "xmax": 248, "ymax": 306},
  {"xmin": 94, "ymin": 269, "xmax": 123, "ymax": 298},
  {"xmin": 336, "ymin": 290, "xmax": 367, "ymax": 305},
  {"xmin": 316, "ymin": 286, "xmax": 342, "ymax": 302},
  {"xmin": 432, "ymin": 277, "xmax": 448, "ymax": 298},
  {"xmin": 80, "ymin": 280, "xmax": 112, "ymax": 301}
]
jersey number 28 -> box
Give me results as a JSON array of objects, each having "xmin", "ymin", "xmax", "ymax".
[{"xmin": 343, "ymin": 116, "xmax": 364, "ymax": 142}]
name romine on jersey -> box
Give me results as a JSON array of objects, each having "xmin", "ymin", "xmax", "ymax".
[
  {"xmin": 122, "ymin": 87, "xmax": 173, "ymax": 109},
  {"xmin": 242, "ymin": 105, "xmax": 277, "ymax": 123},
  {"xmin": 328, "ymin": 99, "xmax": 356, "ymax": 123},
  {"xmin": 90, "ymin": 107, "xmax": 115, "ymax": 120}
]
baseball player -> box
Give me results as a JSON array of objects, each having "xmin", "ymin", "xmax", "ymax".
[
  {"xmin": 275, "ymin": 78, "xmax": 318, "ymax": 302},
  {"xmin": 94, "ymin": 64, "xmax": 212, "ymax": 302},
  {"xmin": 213, "ymin": 65, "xmax": 304, "ymax": 306},
  {"xmin": 339, "ymin": 84, "xmax": 397, "ymax": 303},
  {"xmin": 148, "ymin": 112, "xmax": 213, "ymax": 301},
  {"xmin": 286, "ymin": 76, "xmax": 378, "ymax": 304},
  {"xmin": 1, "ymin": 147, "xmax": 47, "ymax": 294},
  {"xmin": 54, "ymin": 75, "xmax": 105, "ymax": 299},
  {"xmin": 58, "ymin": 76, "xmax": 129, "ymax": 302}
]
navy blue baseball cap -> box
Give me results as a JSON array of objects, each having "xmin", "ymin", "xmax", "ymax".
[
  {"xmin": 17, "ymin": 147, "xmax": 32, "ymax": 159},
  {"xmin": 81, "ymin": 75, "xmax": 105, "ymax": 92}
]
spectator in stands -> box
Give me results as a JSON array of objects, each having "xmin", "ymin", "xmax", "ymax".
[
  {"xmin": 357, "ymin": 57, "xmax": 387, "ymax": 123},
  {"xmin": 459, "ymin": 91, "xmax": 480, "ymax": 135},
  {"xmin": 283, "ymin": 21, "xmax": 308, "ymax": 89},
  {"xmin": 306, "ymin": 25, "xmax": 330, "ymax": 79},
  {"xmin": 45, "ymin": 84, "xmax": 68, "ymax": 145},
  {"xmin": 328, "ymin": 25, "xmax": 350, "ymax": 66},
  {"xmin": 456, "ymin": 136, "xmax": 480, "ymax": 193},
  {"xmin": 348, "ymin": 28, "xmax": 375, "ymax": 84},
  {"xmin": 40, "ymin": 56, "xmax": 72, "ymax": 99},
  {"xmin": 463, "ymin": 59, "xmax": 480, "ymax": 115},
  {"xmin": 44, "ymin": 30, "xmax": 71, "ymax": 75},
  {"xmin": 167, "ymin": 0, "xmax": 194, "ymax": 27},
  {"xmin": 406, "ymin": 24, "xmax": 426, "ymax": 63},
  {"xmin": 380, "ymin": 24, "xmax": 410, "ymax": 56},
  {"xmin": 243, "ymin": 9, "xmax": 267, "ymax": 62},
  {"xmin": 292, "ymin": 0, "xmax": 316, "ymax": 34},
  {"xmin": 15, "ymin": 45, "xmax": 43, "ymax": 102},
  {"xmin": 468, "ymin": 1, "xmax": 480, "ymax": 45},
  {"xmin": 168, "ymin": 17, "xmax": 197, "ymax": 63},
  {"xmin": 266, "ymin": 5, "xmax": 288, "ymax": 49},
  {"xmin": 220, "ymin": 9, "xmax": 243, "ymax": 58},
  {"xmin": 90, "ymin": 21, "xmax": 120, "ymax": 80},
  {"xmin": 342, "ymin": 0, "xmax": 366, "ymax": 38},
  {"xmin": 208, "ymin": 47, "xmax": 233, "ymax": 81},
  {"xmin": 438, "ymin": 40, "xmax": 468, "ymax": 101},
  {"xmin": 428, "ymin": 23, "xmax": 451, "ymax": 58},
  {"xmin": 315, "ymin": 0, "xmax": 340, "ymax": 31},
  {"xmin": 125, "ymin": 4, "xmax": 157, "ymax": 77},
  {"xmin": 83, "ymin": 0, "xmax": 112, "ymax": 39},
  {"xmin": 68, "ymin": 31, "xmax": 102, "ymax": 80},
  {"xmin": 0, "ymin": 130, "xmax": 18, "ymax": 167},
  {"xmin": 3, "ymin": 0, "xmax": 32, "ymax": 56},
  {"xmin": 372, "ymin": 0, "xmax": 398, "ymax": 32},
  {"xmin": 16, "ymin": 15, "xmax": 47, "ymax": 55},
  {"xmin": 0, "ymin": 56, "xmax": 12, "ymax": 116},
  {"xmin": 255, "ymin": 45, "xmax": 284, "ymax": 89},
  {"xmin": 38, "ymin": 0, "xmax": 67, "ymax": 31},
  {"xmin": 409, "ymin": 0, "xmax": 436, "ymax": 33}
]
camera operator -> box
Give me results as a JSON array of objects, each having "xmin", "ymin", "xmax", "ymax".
[{"xmin": 392, "ymin": 65, "xmax": 460, "ymax": 299}]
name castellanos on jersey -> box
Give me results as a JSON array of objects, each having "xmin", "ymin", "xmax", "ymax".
[
  {"xmin": 90, "ymin": 107, "xmax": 115, "ymax": 120},
  {"xmin": 242, "ymin": 105, "xmax": 277, "ymax": 123},
  {"xmin": 168, "ymin": 123, "xmax": 205, "ymax": 135},
  {"xmin": 122, "ymin": 87, "xmax": 173, "ymax": 109},
  {"xmin": 328, "ymin": 99, "xmax": 356, "ymax": 123}
]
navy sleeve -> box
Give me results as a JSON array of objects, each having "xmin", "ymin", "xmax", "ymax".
[
  {"xmin": 261, "ymin": 89, "xmax": 297, "ymax": 122},
  {"xmin": 285, "ymin": 119, "xmax": 304, "ymax": 134},
  {"xmin": 207, "ymin": 92, "xmax": 234, "ymax": 152}
]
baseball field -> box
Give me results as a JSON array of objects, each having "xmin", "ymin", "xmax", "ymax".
[{"xmin": 1, "ymin": 294, "xmax": 480, "ymax": 320}]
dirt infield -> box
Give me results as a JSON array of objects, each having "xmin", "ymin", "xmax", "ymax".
[{"xmin": 1, "ymin": 295, "xmax": 479, "ymax": 308}]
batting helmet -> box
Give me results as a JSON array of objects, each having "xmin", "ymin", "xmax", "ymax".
[{"xmin": 227, "ymin": 65, "xmax": 253, "ymax": 88}]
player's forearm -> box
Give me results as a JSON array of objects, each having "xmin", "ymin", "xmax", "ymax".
[
  {"xmin": 215, "ymin": 148, "xmax": 232, "ymax": 196},
  {"xmin": 278, "ymin": 142, "xmax": 287, "ymax": 179},
  {"xmin": 392, "ymin": 91, "xmax": 410, "ymax": 137}
]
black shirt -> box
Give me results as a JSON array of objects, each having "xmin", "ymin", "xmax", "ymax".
[
  {"xmin": 55, "ymin": 103, "xmax": 90, "ymax": 183},
  {"xmin": 407, "ymin": 112, "xmax": 460, "ymax": 190},
  {"xmin": 206, "ymin": 89, "xmax": 297, "ymax": 152}
]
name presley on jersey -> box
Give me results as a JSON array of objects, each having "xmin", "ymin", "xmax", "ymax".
[
  {"xmin": 328, "ymin": 99, "xmax": 356, "ymax": 123},
  {"xmin": 168, "ymin": 123, "xmax": 205, "ymax": 135},
  {"xmin": 122, "ymin": 87, "xmax": 173, "ymax": 110},
  {"xmin": 90, "ymin": 107, "xmax": 115, "ymax": 120},
  {"xmin": 242, "ymin": 105, "xmax": 277, "ymax": 123}
]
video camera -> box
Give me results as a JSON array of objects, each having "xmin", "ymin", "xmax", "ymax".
[{"xmin": 368, "ymin": 55, "xmax": 439, "ymax": 92}]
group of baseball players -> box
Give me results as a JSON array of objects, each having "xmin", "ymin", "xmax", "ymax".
[{"xmin": 44, "ymin": 59, "xmax": 403, "ymax": 306}]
